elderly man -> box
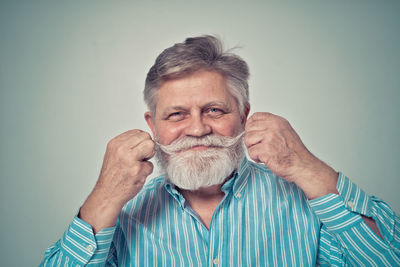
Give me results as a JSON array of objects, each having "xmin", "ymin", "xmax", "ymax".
[{"xmin": 41, "ymin": 36, "xmax": 400, "ymax": 266}]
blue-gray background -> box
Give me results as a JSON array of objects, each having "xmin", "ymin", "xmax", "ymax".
[{"xmin": 1, "ymin": 1, "xmax": 399, "ymax": 266}]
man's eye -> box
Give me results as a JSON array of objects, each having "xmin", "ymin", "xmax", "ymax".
[
  {"xmin": 167, "ymin": 112, "xmax": 185, "ymax": 120},
  {"xmin": 206, "ymin": 108, "xmax": 224, "ymax": 116}
]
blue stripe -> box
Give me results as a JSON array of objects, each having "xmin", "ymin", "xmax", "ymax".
[{"xmin": 40, "ymin": 158, "xmax": 400, "ymax": 266}]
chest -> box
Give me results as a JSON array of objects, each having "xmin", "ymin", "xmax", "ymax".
[{"xmin": 117, "ymin": 189, "xmax": 320, "ymax": 266}]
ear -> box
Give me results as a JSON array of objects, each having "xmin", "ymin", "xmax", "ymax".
[
  {"xmin": 242, "ymin": 104, "xmax": 250, "ymax": 125},
  {"xmin": 144, "ymin": 111, "xmax": 156, "ymax": 137}
]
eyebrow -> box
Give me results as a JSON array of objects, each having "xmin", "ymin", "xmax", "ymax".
[{"xmin": 161, "ymin": 106, "xmax": 188, "ymax": 118}]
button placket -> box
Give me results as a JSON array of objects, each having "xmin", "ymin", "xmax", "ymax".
[
  {"xmin": 86, "ymin": 244, "xmax": 94, "ymax": 253},
  {"xmin": 347, "ymin": 200, "xmax": 354, "ymax": 209}
]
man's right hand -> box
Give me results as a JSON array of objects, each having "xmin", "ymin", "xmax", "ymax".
[{"xmin": 79, "ymin": 130, "xmax": 155, "ymax": 233}]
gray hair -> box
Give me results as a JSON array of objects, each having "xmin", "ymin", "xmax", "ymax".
[{"xmin": 143, "ymin": 35, "xmax": 250, "ymax": 118}]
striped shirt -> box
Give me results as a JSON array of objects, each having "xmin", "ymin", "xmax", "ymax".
[{"xmin": 41, "ymin": 158, "xmax": 400, "ymax": 266}]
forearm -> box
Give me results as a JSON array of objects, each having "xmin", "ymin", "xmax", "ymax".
[
  {"xmin": 292, "ymin": 157, "xmax": 339, "ymax": 200},
  {"xmin": 311, "ymin": 173, "xmax": 400, "ymax": 265},
  {"xmin": 79, "ymin": 188, "xmax": 125, "ymax": 234},
  {"xmin": 294, "ymin": 162, "xmax": 383, "ymax": 239}
]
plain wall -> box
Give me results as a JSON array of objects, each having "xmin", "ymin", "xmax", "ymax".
[{"xmin": 1, "ymin": 1, "xmax": 399, "ymax": 266}]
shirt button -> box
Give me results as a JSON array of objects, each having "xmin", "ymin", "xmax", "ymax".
[
  {"xmin": 347, "ymin": 200, "xmax": 354, "ymax": 209},
  {"xmin": 213, "ymin": 258, "xmax": 219, "ymax": 265},
  {"xmin": 86, "ymin": 244, "xmax": 94, "ymax": 252},
  {"xmin": 236, "ymin": 192, "xmax": 241, "ymax": 198}
]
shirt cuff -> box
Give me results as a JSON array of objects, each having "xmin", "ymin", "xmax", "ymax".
[
  {"xmin": 309, "ymin": 172, "xmax": 371, "ymax": 233},
  {"xmin": 60, "ymin": 216, "xmax": 116, "ymax": 265}
]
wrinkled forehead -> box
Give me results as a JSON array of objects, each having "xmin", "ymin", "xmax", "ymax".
[{"xmin": 154, "ymin": 70, "xmax": 238, "ymax": 112}]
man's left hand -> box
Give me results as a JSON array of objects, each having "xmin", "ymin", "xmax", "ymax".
[{"xmin": 244, "ymin": 112, "xmax": 338, "ymax": 199}]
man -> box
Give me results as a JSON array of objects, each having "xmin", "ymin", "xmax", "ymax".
[{"xmin": 41, "ymin": 36, "xmax": 400, "ymax": 266}]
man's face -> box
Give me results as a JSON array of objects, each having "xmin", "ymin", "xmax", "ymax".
[
  {"xmin": 145, "ymin": 70, "xmax": 248, "ymax": 190},
  {"xmin": 145, "ymin": 70, "xmax": 246, "ymax": 145}
]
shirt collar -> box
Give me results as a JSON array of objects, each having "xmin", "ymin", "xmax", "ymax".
[
  {"xmin": 231, "ymin": 156, "xmax": 251, "ymax": 199},
  {"xmin": 163, "ymin": 156, "xmax": 251, "ymax": 203},
  {"xmin": 164, "ymin": 182, "xmax": 186, "ymax": 208}
]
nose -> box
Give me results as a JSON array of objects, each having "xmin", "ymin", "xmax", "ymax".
[{"xmin": 184, "ymin": 113, "xmax": 212, "ymax": 137}]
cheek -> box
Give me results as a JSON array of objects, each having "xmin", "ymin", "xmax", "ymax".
[
  {"xmin": 155, "ymin": 123, "xmax": 183, "ymax": 144},
  {"xmin": 211, "ymin": 118, "xmax": 243, "ymax": 136}
]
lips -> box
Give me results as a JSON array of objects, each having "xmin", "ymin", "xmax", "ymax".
[
  {"xmin": 189, "ymin": 145, "xmax": 210, "ymax": 151},
  {"xmin": 179, "ymin": 145, "xmax": 219, "ymax": 153}
]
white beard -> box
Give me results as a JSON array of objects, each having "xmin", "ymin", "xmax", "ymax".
[{"xmin": 155, "ymin": 132, "xmax": 245, "ymax": 191}]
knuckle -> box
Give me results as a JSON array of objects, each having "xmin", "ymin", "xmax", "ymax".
[
  {"xmin": 131, "ymin": 161, "xmax": 153, "ymax": 176},
  {"xmin": 143, "ymin": 162, "xmax": 154, "ymax": 175},
  {"xmin": 143, "ymin": 131, "xmax": 152, "ymax": 139},
  {"xmin": 245, "ymin": 119, "xmax": 254, "ymax": 127},
  {"xmin": 244, "ymin": 121, "xmax": 251, "ymax": 131},
  {"xmin": 247, "ymin": 146, "xmax": 256, "ymax": 156},
  {"xmin": 131, "ymin": 149, "xmax": 141, "ymax": 160},
  {"xmin": 115, "ymin": 145, "xmax": 126, "ymax": 157},
  {"xmin": 254, "ymin": 112, "xmax": 269, "ymax": 118},
  {"xmin": 135, "ymin": 162, "xmax": 153, "ymax": 177},
  {"xmin": 274, "ymin": 114, "xmax": 288, "ymax": 124},
  {"xmin": 130, "ymin": 163, "xmax": 141, "ymax": 176},
  {"xmin": 129, "ymin": 129, "xmax": 142, "ymax": 135},
  {"xmin": 278, "ymin": 116, "xmax": 288, "ymax": 124},
  {"xmin": 136, "ymin": 140, "xmax": 156, "ymax": 159},
  {"xmin": 258, "ymin": 112, "xmax": 268, "ymax": 116},
  {"xmin": 138, "ymin": 131, "xmax": 151, "ymax": 140},
  {"xmin": 243, "ymin": 135, "xmax": 251, "ymax": 147},
  {"xmin": 107, "ymin": 137, "xmax": 118, "ymax": 150},
  {"xmin": 144, "ymin": 139, "xmax": 156, "ymax": 151},
  {"xmin": 263, "ymin": 132, "xmax": 273, "ymax": 142}
]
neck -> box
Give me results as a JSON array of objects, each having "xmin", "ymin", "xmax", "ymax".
[
  {"xmin": 179, "ymin": 184, "xmax": 225, "ymax": 229},
  {"xmin": 179, "ymin": 184, "xmax": 224, "ymax": 202}
]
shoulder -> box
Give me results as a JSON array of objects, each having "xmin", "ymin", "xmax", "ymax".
[
  {"xmin": 244, "ymin": 160, "xmax": 279, "ymax": 184},
  {"xmin": 244, "ymin": 160, "xmax": 316, "ymax": 220},
  {"xmin": 133, "ymin": 174, "xmax": 166, "ymax": 202},
  {"xmin": 119, "ymin": 175, "xmax": 167, "ymax": 221},
  {"xmin": 142, "ymin": 175, "xmax": 166, "ymax": 193}
]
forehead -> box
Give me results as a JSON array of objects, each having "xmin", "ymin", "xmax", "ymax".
[{"xmin": 155, "ymin": 70, "xmax": 236, "ymax": 110}]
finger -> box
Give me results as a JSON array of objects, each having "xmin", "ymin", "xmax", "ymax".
[
  {"xmin": 244, "ymin": 130, "xmax": 265, "ymax": 148},
  {"xmin": 245, "ymin": 112, "xmax": 279, "ymax": 132},
  {"xmin": 131, "ymin": 139, "xmax": 156, "ymax": 161},
  {"xmin": 125, "ymin": 130, "xmax": 153, "ymax": 148},
  {"xmin": 246, "ymin": 112, "xmax": 288, "ymax": 128},
  {"xmin": 245, "ymin": 118, "xmax": 269, "ymax": 132},
  {"xmin": 246, "ymin": 143, "xmax": 263, "ymax": 163},
  {"xmin": 246, "ymin": 143, "xmax": 271, "ymax": 165},
  {"xmin": 247, "ymin": 112, "xmax": 274, "ymax": 123},
  {"xmin": 139, "ymin": 161, "xmax": 154, "ymax": 177},
  {"xmin": 109, "ymin": 130, "xmax": 152, "ymax": 151}
]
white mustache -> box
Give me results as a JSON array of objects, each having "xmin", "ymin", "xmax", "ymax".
[{"xmin": 156, "ymin": 131, "xmax": 245, "ymax": 155}]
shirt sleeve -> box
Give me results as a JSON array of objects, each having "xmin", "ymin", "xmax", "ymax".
[
  {"xmin": 39, "ymin": 216, "xmax": 116, "ymax": 266},
  {"xmin": 309, "ymin": 172, "xmax": 400, "ymax": 266}
]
